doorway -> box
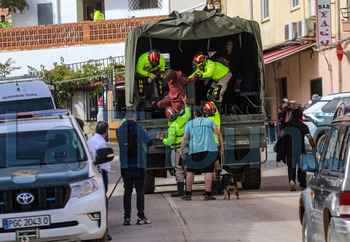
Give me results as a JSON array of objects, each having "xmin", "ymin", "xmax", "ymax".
[
  {"xmin": 310, "ymin": 78, "xmax": 322, "ymax": 98},
  {"xmin": 277, "ymin": 77, "xmax": 287, "ymax": 107},
  {"xmin": 83, "ymin": 0, "xmax": 104, "ymax": 21}
]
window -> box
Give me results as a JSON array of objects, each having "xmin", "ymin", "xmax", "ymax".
[
  {"xmin": 86, "ymin": 92, "xmax": 100, "ymax": 121},
  {"xmin": 291, "ymin": 0, "xmax": 300, "ymax": 10},
  {"xmin": 37, "ymin": 3, "xmax": 53, "ymax": 25},
  {"xmin": 128, "ymin": 0, "xmax": 162, "ymax": 10},
  {"xmin": 331, "ymin": 126, "xmax": 348, "ymax": 172},
  {"xmin": 320, "ymin": 126, "xmax": 339, "ymax": 170},
  {"xmin": 0, "ymin": 98, "xmax": 54, "ymax": 114},
  {"xmin": 262, "ymin": 0, "xmax": 269, "ymax": 20},
  {"xmin": 322, "ymin": 98, "xmax": 341, "ymax": 113},
  {"xmin": 308, "ymin": 0, "xmax": 316, "ymax": 17}
]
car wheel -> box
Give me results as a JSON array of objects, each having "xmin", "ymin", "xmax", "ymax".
[
  {"xmin": 327, "ymin": 220, "xmax": 333, "ymax": 242},
  {"xmin": 302, "ymin": 213, "xmax": 309, "ymax": 242}
]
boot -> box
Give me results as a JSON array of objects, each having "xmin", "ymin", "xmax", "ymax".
[
  {"xmin": 211, "ymin": 181, "xmax": 218, "ymax": 195},
  {"xmin": 171, "ymin": 182, "xmax": 185, "ymax": 197}
]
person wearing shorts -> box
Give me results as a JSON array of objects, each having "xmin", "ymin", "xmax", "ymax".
[{"xmin": 180, "ymin": 106, "xmax": 224, "ymax": 201}]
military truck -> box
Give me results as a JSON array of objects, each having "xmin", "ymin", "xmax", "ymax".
[{"xmin": 116, "ymin": 11, "xmax": 267, "ymax": 193}]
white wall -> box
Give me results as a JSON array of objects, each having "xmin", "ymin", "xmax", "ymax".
[
  {"xmin": 60, "ymin": 0, "xmax": 78, "ymax": 23},
  {"xmin": 12, "ymin": 0, "xmax": 78, "ymax": 27},
  {"xmin": 169, "ymin": 0, "xmax": 205, "ymax": 12},
  {"xmin": 105, "ymin": 0, "xmax": 170, "ymax": 19},
  {"xmin": 1, "ymin": 43, "xmax": 125, "ymax": 76}
]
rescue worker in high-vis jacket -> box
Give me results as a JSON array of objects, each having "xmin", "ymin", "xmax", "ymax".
[
  {"xmin": 190, "ymin": 54, "xmax": 232, "ymax": 107},
  {"xmin": 93, "ymin": 9, "xmax": 105, "ymax": 21},
  {"xmin": 0, "ymin": 15, "xmax": 10, "ymax": 28},
  {"xmin": 158, "ymin": 96, "xmax": 191, "ymax": 197},
  {"xmin": 136, "ymin": 50, "xmax": 166, "ymax": 98},
  {"xmin": 203, "ymin": 101, "xmax": 223, "ymax": 195}
]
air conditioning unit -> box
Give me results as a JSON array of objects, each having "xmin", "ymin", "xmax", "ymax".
[
  {"xmin": 284, "ymin": 22, "xmax": 297, "ymax": 41},
  {"xmin": 297, "ymin": 18, "xmax": 316, "ymax": 38}
]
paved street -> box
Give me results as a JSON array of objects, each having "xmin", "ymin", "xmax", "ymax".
[{"xmin": 106, "ymin": 144, "xmax": 303, "ymax": 242}]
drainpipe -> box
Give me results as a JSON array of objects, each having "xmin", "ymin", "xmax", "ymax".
[
  {"xmin": 56, "ymin": 0, "xmax": 61, "ymax": 24},
  {"xmin": 273, "ymin": 64, "xmax": 279, "ymax": 133},
  {"xmin": 249, "ymin": 0, "xmax": 253, "ymax": 20},
  {"xmin": 336, "ymin": 0, "xmax": 342, "ymax": 92}
]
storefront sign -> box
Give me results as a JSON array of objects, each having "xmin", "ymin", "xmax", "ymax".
[{"xmin": 316, "ymin": 0, "xmax": 332, "ymax": 46}]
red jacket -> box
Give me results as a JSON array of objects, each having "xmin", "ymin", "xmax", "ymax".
[{"xmin": 168, "ymin": 71, "xmax": 198, "ymax": 103}]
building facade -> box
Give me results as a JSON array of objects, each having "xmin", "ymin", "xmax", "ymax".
[
  {"xmin": 11, "ymin": 0, "xmax": 205, "ymax": 27},
  {"xmin": 222, "ymin": 0, "xmax": 350, "ymax": 120}
]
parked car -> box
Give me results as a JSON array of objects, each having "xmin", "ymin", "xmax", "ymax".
[
  {"xmin": 0, "ymin": 110, "xmax": 113, "ymax": 242},
  {"xmin": 303, "ymin": 92, "xmax": 350, "ymax": 146},
  {"xmin": 299, "ymin": 113, "xmax": 350, "ymax": 242}
]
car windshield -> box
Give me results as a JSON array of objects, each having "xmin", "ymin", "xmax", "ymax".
[
  {"xmin": 0, "ymin": 97, "xmax": 54, "ymax": 114},
  {"xmin": 0, "ymin": 129, "xmax": 87, "ymax": 168}
]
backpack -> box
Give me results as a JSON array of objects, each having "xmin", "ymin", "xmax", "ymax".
[{"xmin": 127, "ymin": 123, "xmax": 138, "ymax": 157}]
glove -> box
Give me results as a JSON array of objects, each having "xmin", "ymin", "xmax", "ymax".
[{"xmin": 148, "ymin": 73, "xmax": 157, "ymax": 80}]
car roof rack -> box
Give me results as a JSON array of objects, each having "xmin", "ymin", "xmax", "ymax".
[
  {"xmin": 0, "ymin": 109, "xmax": 69, "ymax": 121},
  {"xmin": 0, "ymin": 75, "xmax": 44, "ymax": 84}
]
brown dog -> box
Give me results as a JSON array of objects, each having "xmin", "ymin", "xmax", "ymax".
[{"xmin": 221, "ymin": 173, "xmax": 239, "ymax": 200}]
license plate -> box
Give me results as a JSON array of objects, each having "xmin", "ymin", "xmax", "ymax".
[
  {"xmin": 234, "ymin": 139, "xmax": 250, "ymax": 145},
  {"xmin": 3, "ymin": 215, "xmax": 50, "ymax": 230}
]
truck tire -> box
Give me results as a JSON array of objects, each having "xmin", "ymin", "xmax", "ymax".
[
  {"xmin": 144, "ymin": 170, "xmax": 155, "ymax": 194},
  {"xmin": 241, "ymin": 166, "xmax": 261, "ymax": 189}
]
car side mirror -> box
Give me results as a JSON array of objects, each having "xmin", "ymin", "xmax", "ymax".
[
  {"xmin": 94, "ymin": 147, "xmax": 115, "ymax": 165},
  {"xmin": 300, "ymin": 152, "xmax": 318, "ymax": 172}
]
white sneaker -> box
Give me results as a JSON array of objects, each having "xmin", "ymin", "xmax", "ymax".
[{"xmin": 289, "ymin": 180, "xmax": 296, "ymax": 191}]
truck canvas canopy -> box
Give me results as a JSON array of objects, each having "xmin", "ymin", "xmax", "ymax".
[{"xmin": 125, "ymin": 10, "xmax": 265, "ymax": 106}]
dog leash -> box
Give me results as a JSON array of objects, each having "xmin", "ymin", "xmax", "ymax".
[{"xmin": 107, "ymin": 175, "xmax": 122, "ymax": 200}]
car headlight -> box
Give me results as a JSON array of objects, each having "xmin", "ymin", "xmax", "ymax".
[{"xmin": 70, "ymin": 177, "xmax": 99, "ymax": 198}]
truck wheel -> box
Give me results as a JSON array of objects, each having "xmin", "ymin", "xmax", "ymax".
[
  {"xmin": 144, "ymin": 170, "xmax": 155, "ymax": 194},
  {"xmin": 241, "ymin": 166, "xmax": 261, "ymax": 189}
]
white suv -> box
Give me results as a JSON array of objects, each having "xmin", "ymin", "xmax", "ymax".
[
  {"xmin": 0, "ymin": 110, "xmax": 113, "ymax": 242},
  {"xmin": 303, "ymin": 92, "xmax": 350, "ymax": 144}
]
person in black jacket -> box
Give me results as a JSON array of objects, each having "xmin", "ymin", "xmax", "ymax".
[
  {"xmin": 116, "ymin": 110, "xmax": 154, "ymax": 225},
  {"xmin": 280, "ymin": 108, "xmax": 315, "ymax": 191}
]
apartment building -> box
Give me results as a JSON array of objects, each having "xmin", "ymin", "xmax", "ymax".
[
  {"xmin": 222, "ymin": 0, "xmax": 350, "ymax": 120},
  {"xmin": 11, "ymin": 0, "xmax": 205, "ymax": 27}
]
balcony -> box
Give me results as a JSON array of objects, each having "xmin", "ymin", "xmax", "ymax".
[{"xmin": 0, "ymin": 16, "xmax": 166, "ymax": 52}]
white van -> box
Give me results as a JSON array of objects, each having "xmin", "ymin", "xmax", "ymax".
[{"xmin": 0, "ymin": 80, "xmax": 55, "ymax": 114}]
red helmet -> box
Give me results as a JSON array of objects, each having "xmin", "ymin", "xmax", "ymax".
[
  {"xmin": 148, "ymin": 50, "xmax": 160, "ymax": 66},
  {"xmin": 203, "ymin": 102, "xmax": 216, "ymax": 116},
  {"xmin": 193, "ymin": 54, "xmax": 205, "ymax": 66},
  {"xmin": 165, "ymin": 106, "xmax": 179, "ymax": 121}
]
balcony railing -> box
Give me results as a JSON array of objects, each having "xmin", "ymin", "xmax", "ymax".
[{"xmin": 0, "ymin": 16, "xmax": 166, "ymax": 52}]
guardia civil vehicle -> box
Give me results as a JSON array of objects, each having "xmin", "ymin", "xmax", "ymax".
[{"xmin": 114, "ymin": 11, "xmax": 267, "ymax": 193}]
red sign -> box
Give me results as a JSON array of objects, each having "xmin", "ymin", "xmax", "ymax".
[{"xmin": 337, "ymin": 44, "xmax": 343, "ymax": 61}]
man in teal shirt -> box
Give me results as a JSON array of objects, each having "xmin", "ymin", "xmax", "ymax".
[
  {"xmin": 136, "ymin": 50, "xmax": 166, "ymax": 98},
  {"xmin": 180, "ymin": 106, "xmax": 224, "ymax": 201}
]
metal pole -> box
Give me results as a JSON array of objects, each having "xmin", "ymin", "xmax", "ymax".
[{"xmin": 273, "ymin": 63, "xmax": 280, "ymax": 134}]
